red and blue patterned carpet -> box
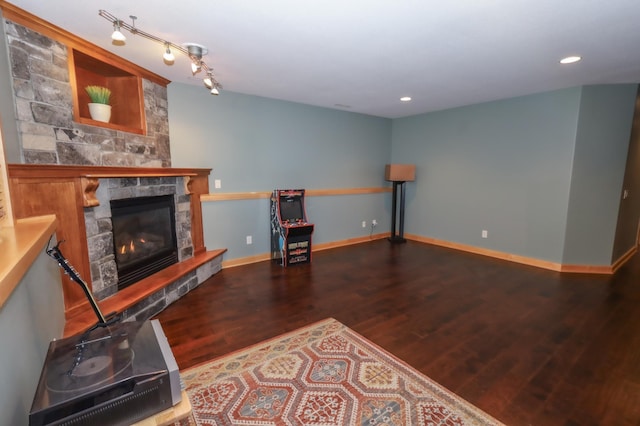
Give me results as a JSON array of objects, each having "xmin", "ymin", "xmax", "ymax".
[{"xmin": 179, "ymin": 318, "xmax": 503, "ymax": 425}]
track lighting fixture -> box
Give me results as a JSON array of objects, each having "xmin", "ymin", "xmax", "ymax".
[
  {"xmin": 185, "ymin": 43, "xmax": 206, "ymax": 75},
  {"xmin": 111, "ymin": 21, "xmax": 126, "ymax": 42},
  {"xmin": 99, "ymin": 10, "xmax": 222, "ymax": 95},
  {"xmin": 162, "ymin": 43, "xmax": 175, "ymax": 62},
  {"xmin": 185, "ymin": 43, "xmax": 206, "ymax": 60},
  {"xmin": 203, "ymin": 72, "xmax": 221, "ymax": 95}
]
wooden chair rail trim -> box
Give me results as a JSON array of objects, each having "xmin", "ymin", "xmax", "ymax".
[{"xmin": 202, "ymin": 187, "xmax": 392, "ymax": 202}]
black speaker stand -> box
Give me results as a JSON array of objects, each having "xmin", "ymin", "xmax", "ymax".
[{"xmin": 388, "ymin": 180, "xmax": 408, "ymax": 244}]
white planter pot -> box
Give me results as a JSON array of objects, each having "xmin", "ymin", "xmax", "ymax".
[{"xmin": 88, "ymin": 103, "xmax": 112, "ymax": 123}]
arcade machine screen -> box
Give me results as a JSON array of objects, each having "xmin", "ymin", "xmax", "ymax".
[{"xmin": 279, "ymin": 198, "xmax": 304, "ymax": 223}]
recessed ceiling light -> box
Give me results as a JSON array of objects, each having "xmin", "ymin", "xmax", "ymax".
[
  {"xmin": 560, "ymin": 56, "xmax": 582, "ymax": 64},
  {"xmin": 400, "ymin": 96, "xmax": 412, "ymax": 102}
]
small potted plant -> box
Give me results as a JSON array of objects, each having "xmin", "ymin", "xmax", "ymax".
[{"xmin": 85, "ymin": 85, "xmax": 112, "ymax": 123}]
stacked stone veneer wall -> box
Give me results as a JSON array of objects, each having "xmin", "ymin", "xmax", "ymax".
[
  {"xmin": 84, "ymin": 176, "xmax": 222, "ymax": 322},
  {"xmin": 4, "ymin": 19, "xmax": 171, "ymax": 167}
]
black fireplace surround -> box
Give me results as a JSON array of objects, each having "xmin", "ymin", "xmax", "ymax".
[{"xmin": 110, "ymin": 195, "xmax": 179, "ymax": 290}]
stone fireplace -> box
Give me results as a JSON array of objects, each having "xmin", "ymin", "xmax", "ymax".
[
  {"xmin": 85, "ymin": 176, "xmax": 191, "ymax": 301},
  {"xmin": 7, "ymin": 164, "xmax": 225, "ymax": 337}
]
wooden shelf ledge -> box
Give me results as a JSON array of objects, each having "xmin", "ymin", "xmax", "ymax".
[
  {"xmin": 0, "ymin": 215, "xmax": 57, "ymax": 309},
  {"xmin": 63, "ymin": 249, "xmax": 226, "ymax": 337}
]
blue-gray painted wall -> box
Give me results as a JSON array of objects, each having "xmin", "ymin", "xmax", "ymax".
[
  {"xmin": 167, "ymin": 84, "xmax": 638, "ymax": 266},
  {"xmin": 391, "ymin": 85, "xmax": 637, "ymax": 265},
  {"xmin": 168, "ymin": 84, "xmax": 392, "ymax": 260},
  {"xmin": 391, "ymin": 88, "xmax": 581, "ymax": 262},
  {"xmin": 612, "ymin": 87, "xmax": 640, "ymax": 261},
  {"xmin": 563, "ymin": 85, "xmax": 637, "ymax": 265}
]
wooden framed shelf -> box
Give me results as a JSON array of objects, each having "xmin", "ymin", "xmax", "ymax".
[{"xmin": 71, "ymin": 49, "xmax": 146, "ymax": 134}]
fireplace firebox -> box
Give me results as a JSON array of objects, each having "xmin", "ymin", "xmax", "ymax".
[{"xmin": 110, "ymin": 195, "xmax": 179, "ymax": 290}]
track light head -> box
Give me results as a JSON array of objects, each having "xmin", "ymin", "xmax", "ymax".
[
  {"xmin": 163, "ymin": 43, "xmax": 175, "ymax": 63},
  {"xmin": 204, "ymin": 72, "xmax": 222, "ymax": 95},
  {"xmin": 185, "ymin": 44, "xmax": 208, "ymax": 75},
  {"xmin": 208, "ymin": 75, "xmax": 221, "ymax": 95},
  {"xmin": 111, "ymin": 21, "xmax": 126, "ymax": 42}
]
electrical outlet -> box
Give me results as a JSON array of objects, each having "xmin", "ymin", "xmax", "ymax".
[
  {"xmin": 246, "ymin": 235, "xmax": 252, "ymax": 245},
  {"xmin": 372, "ymin": 219, "xmax": 378, "ymax": 227},
  {"xmin": 214, "ymin": 179, "xmax": 221, "ymax": 189},
  {"xmin": 482, "ymin": 230, "xmax": 488, "ymax": 239},
  {"xmin": 362, "ymin": 221, "xmax": 367, "ymax": 228}
]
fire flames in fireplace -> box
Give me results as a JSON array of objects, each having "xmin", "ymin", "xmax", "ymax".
[
  {"xmin": 119, "ymin": 236, "xmax": 158, "ymax": 257},
  {"xmin": 120, "ymin": 239, "xmax": 139, "ymax": 255}
]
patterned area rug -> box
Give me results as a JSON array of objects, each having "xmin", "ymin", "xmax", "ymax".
[{"xmin": 177, "ymin": 318, "xmax": 503, "ymax": 425}]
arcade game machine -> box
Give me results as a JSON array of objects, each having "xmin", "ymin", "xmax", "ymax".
[{"xmin": 270, "ymin": 189, "xmax": 314, "ymax": 266}]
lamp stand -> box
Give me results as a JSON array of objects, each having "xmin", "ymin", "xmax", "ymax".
[{"xmin": 388, "ymin": 180, "xmax": 408, "ymax": 244}]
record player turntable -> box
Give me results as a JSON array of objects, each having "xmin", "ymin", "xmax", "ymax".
[
  {"xmin": 29, "ymin": 319, "xmax": 181, "ymax": 426},
  {"xmin": 29, "ymin": 239, "xmax": 182, "ymax": 425}
]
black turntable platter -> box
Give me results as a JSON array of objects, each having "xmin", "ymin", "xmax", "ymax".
[{"xmin": 45, "ymin": 341, "xmax": 134, "ymax": 395}]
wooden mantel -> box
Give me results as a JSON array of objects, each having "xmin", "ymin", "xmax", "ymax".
[{"xmin": 7, "ymin": 164, "xmax": 212, "ymax": 319}]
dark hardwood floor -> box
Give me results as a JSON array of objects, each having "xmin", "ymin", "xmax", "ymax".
[{"xmin": 154, "ymin": 239, "xmax": 640, "ymax": 425}]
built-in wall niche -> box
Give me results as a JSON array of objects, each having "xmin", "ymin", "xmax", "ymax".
[{"xmin": 71, "ymin": 49, "xmax": 146, "ymax": 135}]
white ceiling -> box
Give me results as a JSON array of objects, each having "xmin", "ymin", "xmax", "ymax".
[{"xmin": 6, "ymin": 0, "xmax": 640, "ymax": 118}]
